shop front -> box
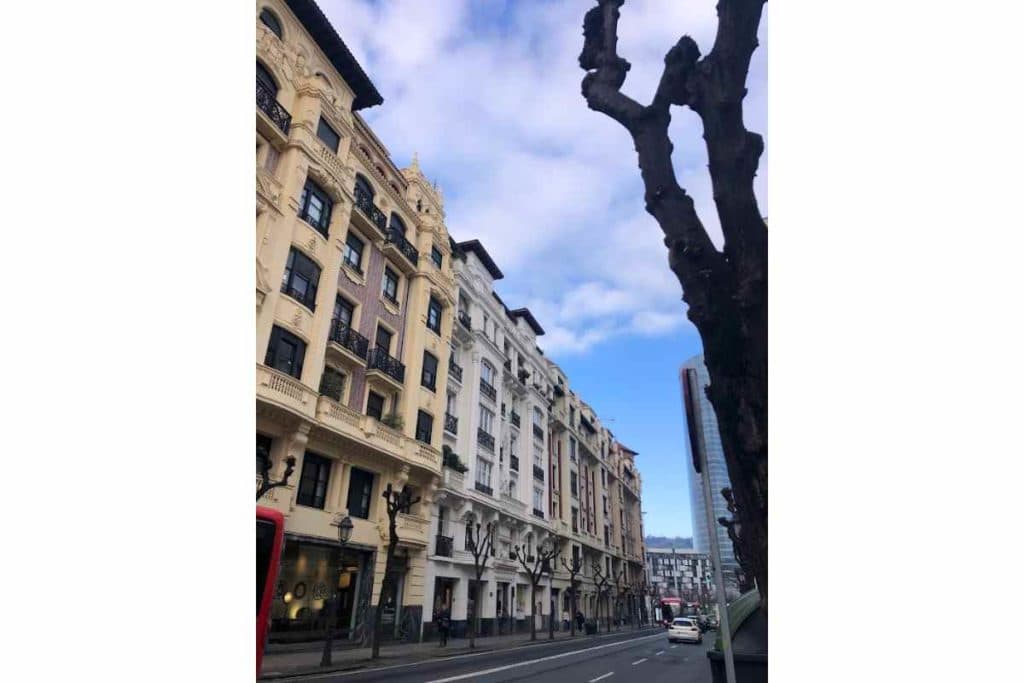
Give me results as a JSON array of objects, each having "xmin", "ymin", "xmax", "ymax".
[{"xmin": 269, "ymin": 536, "xmax": 374, "ymax": 643}]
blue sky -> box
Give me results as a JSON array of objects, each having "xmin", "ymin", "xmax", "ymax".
[{"xmin": 322, "ymin": 0, "xmax": 768, "ymax": 537}]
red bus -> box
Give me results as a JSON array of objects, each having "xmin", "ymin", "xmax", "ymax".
[{"xmin": 257, "ymin": 506, "xmax": 285, "ymax": 676}]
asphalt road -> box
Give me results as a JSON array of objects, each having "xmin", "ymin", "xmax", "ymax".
[{"xmin": 280, "ymin": 629, "xmax": 714, "ymax": 683}]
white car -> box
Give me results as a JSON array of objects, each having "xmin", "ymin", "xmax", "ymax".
[{"xmin": 668, "ymin": 617, "xmax": 703, "ymax": 644}]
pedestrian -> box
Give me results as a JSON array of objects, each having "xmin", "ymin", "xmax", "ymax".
[
  {"xmin": 575, "ymin": 610, "xmax": 585, "ymax": 632},
  {"xmin": 438, "ymin": 604, "xmax": 451, "ymax": 647},
  {"xmin": 562, "ymin": 608, "xmax": 570, "ymax": 631}
]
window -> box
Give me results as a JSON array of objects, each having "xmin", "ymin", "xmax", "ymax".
[
  {"xmin": 601, "ymin": 469, "xmax": 607, "ymax": 487},
  {"xmin": 481, "ymin": 360, "xmax": 495, "ymax": 386},
  {"xmin": 259, "ymin": 8, "xmax": 283, "ymax": 39},
  {"xmin": 280, "ymin": 248, "xmax": 320, "ymax": 310},
  {"xmin": 319, "ymin": 366, "xmax": 346, "ymax": 401},
  {"xmin": 510, "ymin": 433, "xmax": 517, "ymax": 456},
  {"xmin": 257, "ymin": 433, "xmax": 272, "ymax": 474},
  {"xmin": 570, "ymin": 471, "xmax": 578, "ymax": 497},
  {"xmin": 431, "ymin": 246, "xmax": 443, "ymax": 268},
  {"xmin": 533, "ymin": 488, "xmax": 543, "ymax": 511},
  {"xmin": 569, "ymin": 437, "xmax": 577, "ymax": 461},
  {"xmin": 427, "ymin": 296, "xmax": 442, "ymax": 334},
  {"xmin": 390, "ymin": 214, "xmax": 406, "ymax": 236},
  {"xmin": 375, "ymin": 326, "xmax": 393, "ymax": 354},
  {"xmin": 265, "ymin": 326, "xmax": 305, "ymax": 378},
  {"xmin": 296, "ymin": 452, "xmax": 331, "ymax": 509},
  {"xmin": 343, "ymin": 232, "xmax": 365, "ymax": 273},
  {"xmin": 421, "ymin": 351, "xmax": 438, "ymax": 391},
  {"xmin": 317, "ymin": 117, "xmax": 341, "ymax": 153},
  {"xmin": 257, "ymin": 61, "xmax": 278, "ymax": 95},
  {"xmin": 366, "ymin": 391, "xmax": 385, "ymax": 420},
  {"xmin": 415, "ymin": 410, "xmax": 433, "ymax": 444},
  {"xmin": 355, "ymin": 173, "xmax": 375, "ymax": 202},
  {"xmin": 382, "ymin": 267, "xmax": 399, "ymax": 304},
  {"xmin": 446, "ymin": 391, "xmax": 457, "ymax": 415},
  {"xmin": 476, "ymin": 458, "xmax": 492, "ymax": 488},
  {"xmin": 347, "ymin": 467, "xmax": 375, "ymax": 519},
  {"xmin": 298, "ymin": 179, "xmax": 333, "ymax": 237},
  {"xmin": 571, "ymin": 507, "xmax": 579, "ymax": 533},
  {"xmin": 333, "ymin": 297, "xmax": 354, "ymax": 328},
  {"xmin": 479, "ymin": 405, "xmax": 494, "ymax": 434},
  {"xmin": 533, "ymin": 407, "xmax": 543, "ymax": 428}
]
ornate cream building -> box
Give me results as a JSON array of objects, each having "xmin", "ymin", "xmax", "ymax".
[{"xmin": 255, "ymin": 0, "xmax": 647, "ymax": 644}]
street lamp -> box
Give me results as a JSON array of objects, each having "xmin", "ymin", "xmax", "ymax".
[{"xmin": 321, "ymin": 515, "xmax": 354, "ymax": 667}]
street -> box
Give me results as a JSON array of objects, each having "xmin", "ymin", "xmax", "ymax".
[{"xmin": 273, "ymin": 630, "xmax": 714, "ymax": 683}]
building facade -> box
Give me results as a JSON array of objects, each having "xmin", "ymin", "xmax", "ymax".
[
  {"xmin": 680, "ymin": 354, "xmax": 741, "ymax": 600},
  {"xmin": 256, "ymin": 0, "xmax": 647, "ymax": 644},
  {"xmin": 645, "ymin": 548, "xmax": 714, "ymax": 604}
]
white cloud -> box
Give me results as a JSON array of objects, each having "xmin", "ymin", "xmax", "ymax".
[{"xmin": 320, "ymin": 0, "xmax": 768, "ymax": 357}]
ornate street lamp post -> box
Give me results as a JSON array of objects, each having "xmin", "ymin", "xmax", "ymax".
[{"xmin": 321, "ymin": 515, "xmax": 354, "ymax": 667}]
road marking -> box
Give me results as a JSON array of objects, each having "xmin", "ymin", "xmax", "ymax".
[
  {"xmin": 670, "ymin": 645, "xmax": 678, "ymax": 649},
  {"xmin": 631, "ymin": 658, "xmax": 648, "ymax": 665},
  {"xmin": 277, "ymin": 630, "xmax": 662, "ymax": 681},
  {"xmin": 655, "ymin": 650, "xmax": 664, "ymax": 655},
  {"xmin": 423, "ymin": 632, "xmax": 664, "ymax": 683},
  {"xmin": 589, "ymin": 673, "xmax": 614, "ymax": 682}
]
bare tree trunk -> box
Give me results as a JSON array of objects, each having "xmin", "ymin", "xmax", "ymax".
[{"xmin": 579, "ymin": 0, "xmax": 768, "ymax": 609}]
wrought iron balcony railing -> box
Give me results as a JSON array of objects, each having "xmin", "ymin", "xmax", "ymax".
[
  {"xmin": 328, "ymin": 319, "xmax": 369, "ymax": 360},
  {"xmin": 477, "ymin": 428, "xmax": 495, "ymax": 451},
  {"xmin": 435, "ymin": 534, "xmax": 454, "ymax": 557},
  {"xmin": 533, "ymin": 465, "xmax": 545, "ymax": 481},
  {"xmin": 444, "ymin": 412, "xmax": 458, "ymax": 434},
  {"xmin": 256, "ymin": 79, "xmax": 291, "ymax": 133},
  {"xmin": 480, "ymin": 379, "xmax": 497, "ymax": 401},
  {"xmin": 367, "ymin": 347, "xmax": 405, "ymax": 383},
  {"xmin": 385, "ymin": 226, "xmax": 419, "ymax": 265},
  {"xmin": 354, "ymin": 185, "xmax": 387, "ymax": 234},
  {"xmin": 509, "ymin": 454, "xmax": 519, "ymax": 471},
  {"xmin": 532, "ymin": 508, "xmax": 545, "ymax": 519},
  {"xmin": 474, "ymin": 481, "xmax": 493, "ymax": 496},
  {"xmin": 510, "ymin": 411, "xmax": 521, "ymax": 428},
  {"xmin": 280, "ymin": 284, "xmax": 316, "ymax": 311},
  {"xmin": 449, "ymin": 359, "xmax": 463, "ymax": 383},
  {"xmin": 458, "ymin": 309, "xmax": 472, "ymax": 330}
]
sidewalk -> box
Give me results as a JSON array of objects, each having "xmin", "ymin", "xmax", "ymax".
[{"xmin": 260, "ymin": 625, "xmax": 660, "ymax": 679}]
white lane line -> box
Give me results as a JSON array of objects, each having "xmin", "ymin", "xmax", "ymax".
[
  {"xmin": 631, "ymin": 658, "xmax": 648, "ymax": 665},
  {"xmin": 589, "ymin": 673, "xmax": 614, "ymax": 682},
  {"xmin": 423, "ymin": 632, "xmax": 664, "ymax": 683},
  {"xmin": 655, "ymin": 650, "xmax": 664, "ymax": 655},
  {"xmin": 670, "ymin": 645, "xmax": 678, "ymax": 649}
]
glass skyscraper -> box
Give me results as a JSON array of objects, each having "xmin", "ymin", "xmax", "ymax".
[{"xmin": 680, "ymin": 354, "xmax": 741, "ymax": 600}]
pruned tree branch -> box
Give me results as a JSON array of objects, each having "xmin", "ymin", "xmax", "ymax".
[{"xmin": 257, "ymin": 455, "xmax": 296, "ymax": 501}]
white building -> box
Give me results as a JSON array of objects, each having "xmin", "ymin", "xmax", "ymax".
[{"xmin": 423, "ymin": 239, "xmax": 556, "ymax": 638}]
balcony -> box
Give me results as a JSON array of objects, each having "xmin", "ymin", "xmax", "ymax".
[
  {"xmin": 509, "ymin": 454, "xmax": 519, "ymax": 471},
  {"xmin": 435, "ymin": 534, "xmax": 454, "ymax": 557},
  {"xmin": 441, "ymin": 467, "xmax": 465, "ymax": 491},
  {"xmin": 532, "ymin": 509, "xmax": 545, "ymax": 519},
  {"xmin": 533, "ymin": 424, "xmax": 545, "ymax": 440},
  {"xmin": 474, "ymin": 480, "xmax": 493, "ymax": 496},
  {"xmin": 510, "ymin": 411, "xmax": 521, "ymax": 428},
  {"xmin": 256, "ymin": 79, "xmax": 291, "ymax": 134},
  {"xmin": 533, "ymin": 465, "xmax": 545, "ymax": 481},
  {"xmin": 257, "ymin": 364, "xmax": 315, "ymax": 418},
  {"xmin": 366, "ymin": 347, "xmax": 405, "ymax": 385},
  {"xmin": 480, "ymin": 379, "xmax": 497, "ymax": 402},
  {"xmin": 477, "ymin": 428, "xmax": 495, "ymax": 451},
  {"xmin": 328, "ymin": 319, "xmax": 369, "ymax": 362},
  {"xmin": 458, "ymin": 309, "xmax": 472, "ymax": 330},
  {"xmin": 449, "ymin": 358, "xmax": 463, "ymax": 383},
  {"xmin": 384, "ymin": 226, "xmax": 419, "ymax": 270},
  {"xmin": 280, "ymin": 284, "xmax": 316, "ymax": 312},
  {"xmin": 354, "ymin": 185, "xmax": 388, "ymax": 235},
  {"xmin": 444, "ymin": 412, "xmax": 458, "ymax": 435}
]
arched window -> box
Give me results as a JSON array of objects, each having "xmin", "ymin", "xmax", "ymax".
[
  {"xmin": 257, "ymin": 61, "xmax": 278, "ymax": 96},
  {"xmin": 389, "ymin": 213, "xmax": 406, "ymax": 236},
  {"xmin": 354, "ymin": 174, "xmax": 375, "ymax": 203},
  {"xmin": 259, "ymin": 8, "xmax": 283, "ymax": 39}
]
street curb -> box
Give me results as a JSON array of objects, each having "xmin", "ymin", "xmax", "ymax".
[{"xmin": 259, "ymin": 628, "xmax": 661, "ymax": 680}]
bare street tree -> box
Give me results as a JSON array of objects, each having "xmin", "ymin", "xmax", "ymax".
[
  {"xmin": 579, "ymin": 0, "xmax": 768, "ymax": 609},
  {"xmin": 560, "ymin": 552, "xmax": 583, "ymax": 637},
  {"xmin": 256, "ymin": 452, "xmax": 296, "ymax": 501},
  {"xmin": 514, "ymin": 540, "xmax": 559, "ymax": 641},
  {"xmin": 465, "ymin": 520, "xmax": 495, "ymax": 649},
  {"xmin": 591, "ymin": 562, "xmax": 613, "ymax": 634},
  {"xmin": 371, "ymin": 483, "xmax": 420, "ymax": 659}
]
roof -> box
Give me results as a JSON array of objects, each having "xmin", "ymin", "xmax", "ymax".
[
  {"xmin": 619, "ymin": 443, "xmax": 639, "ymax": 456},
  {"xmin": 285, "ymin": 0, "xmax": 383, "ymax": 111},
  {"xmin": 510, "ymin": 308, "xmax": 545, "ymax": 336},
  {"xmin": 455, "ymin": 239, "xmax": 504, "ymax": 280}
]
